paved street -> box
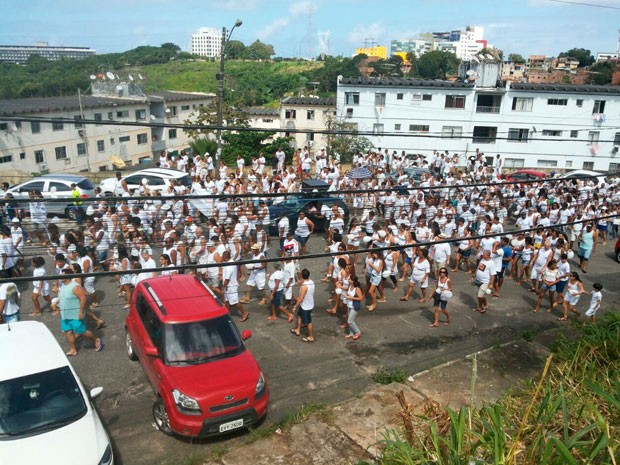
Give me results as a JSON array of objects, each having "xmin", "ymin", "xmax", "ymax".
[{"xmin": 12, "ymin": 227, "xmax": 620, "ymax": 465}]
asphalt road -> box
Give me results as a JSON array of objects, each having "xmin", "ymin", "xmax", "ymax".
[{"xmin": 13, "ymin": 229, "xmax": 620, "ymax": 465}]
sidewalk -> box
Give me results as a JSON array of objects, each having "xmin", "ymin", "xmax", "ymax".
[{"xmin": 213, "ymin": 328, "xmax": 572, "ymax": 465}]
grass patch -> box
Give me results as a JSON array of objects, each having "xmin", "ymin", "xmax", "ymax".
[
  {"xmin": 245, "ymin": 403, "xmax": 331, "ymax": 444},
  {"xmin": 379, "ymin": 311, "xmax": 620, "ymax": 465},
  {"xmin": 210, "ymin": 445, "xmax": 228, "ymax": 461},
  {"xmin": 522, "ymin": 329, "xmax": 538, "ymax": 342},
  {"xmin": 372, "ymin": 367, "xmax": 408, "ymax": 385}
]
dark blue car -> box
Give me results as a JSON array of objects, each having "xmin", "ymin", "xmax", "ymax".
[{"xmin": 268, "ymin": 195, "xmax": 349, "ymax": 236}]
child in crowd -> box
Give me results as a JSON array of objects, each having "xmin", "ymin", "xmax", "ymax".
[{"xmin": 585, "ymin": 282, "xmax": 603, "ymax": 323}]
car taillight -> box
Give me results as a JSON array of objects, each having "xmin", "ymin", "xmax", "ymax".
[{"xmin": 80, "ymin": 194, "xmax": 90, "ymax": 198}]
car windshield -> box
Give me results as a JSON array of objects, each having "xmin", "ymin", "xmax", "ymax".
[
  {"xmin": 164, "ymin": 315, "xmax": 245, "ymax": 365},
  {"xmin": 77, "ymin": 179, "xmax": 95, "ymax": 190},
  {"xmin": 0, "ymin": 366, "xmax": 86, "ymax": 439}
]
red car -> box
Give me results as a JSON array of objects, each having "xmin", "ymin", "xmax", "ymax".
[
  {"xmin": 503, "ymin": 169, "xmax": 548, "ymax": 182},
  {"xmin": 125, "ymin": 275, "xmax": 268, "ymax": 437},
  {"xmin": 615, "ymin": 237, "xmax": 620, "ymax": 263}
]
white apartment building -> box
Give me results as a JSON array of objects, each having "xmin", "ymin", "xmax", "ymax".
[
  {"xmin": 0, "ymin": 90, "xmax": 213, "ymax": 175},
  {"xmin": 336, "ymin": 76, "xmax": 620, "ymax": 173},
  {"xmin": 246, "ymin": 107, "xmax": 280, "ymax": 144},
  {"xmin": 191, "ymin": 28, "xmax": 222, "ymax": 58},
  {"xmin": 0, "ymin": 42, "xmax": 96, "ymax": 64},
  {"xmin": 280, "ymin": 96, "xmax": 336, "ymax": 153}
]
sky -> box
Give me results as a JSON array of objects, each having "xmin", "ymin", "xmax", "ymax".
[{"xmin": 2, "ymin": 0, "xmax": 620, "ymax": 59}]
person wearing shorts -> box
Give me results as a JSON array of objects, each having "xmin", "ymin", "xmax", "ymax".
[
  {"xmin": 401, "ymin": 248, "xmax": 430, "ymax": 303},
  {"xmin": 559, "ymin": 272, "xmax": 585, "ymax": 321},
  {"xmin": 241, "ymin": 245, "xmax": 267, "ymax": 305},
  {"xmin": 291, "ymin": 269, "xmax": 315, "ymax": 342},
  {"xmin": 267, "ymin": 263, "xmax": 293, "ymax": 321},
  {"xmin": 221, "ymin": 251, "xmax": 249, "ymax": 322},
  {"xmin": 30, "ymin": 256, "xmax": 52, "ymax": 317},
  {"xmin": 429, "ymin": 267, "xmax": 452, "ymax": 327}
]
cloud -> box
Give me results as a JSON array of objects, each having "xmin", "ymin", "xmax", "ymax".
[
  {"xmin": 257, "ymin": 0, "xmax": 316, "ymax": 41},
  {"xmin": 347, "ymin": 22, "xmax": 385, "ymax": 46},
  {"xmin": 211, "ymin": 0, "xmax": 258, "ymax": 10},
  {"xmin": 257, "ymin": 17, "xmax": 291, "ymax": 41}
]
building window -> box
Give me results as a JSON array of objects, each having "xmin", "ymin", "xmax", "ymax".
[
  {"xmin": 396, "ymin": 93, "xmax": 404, "ymax": 100},
  {"xmin": 445, "ymin": 95, "xmax": 466, "ymax": 109},
  {"xmin": 346, "ymin": 108, "xmax": 353, "ymax": 118},
  {"xmin": 34, "ymin": 150, "xmax": 44, "ymax": 164},
  {"xmin": 0, "ymin": 155, "xmax": 12, "ymax": 164},
  {"xmin": 508, "ymin": 128, "xmax": 529, "ymax": 142},
  {"xmin": 96, "ymin": 140, "xmax": 105, "ymax": 152},
  {"xmin": 119, "ymin": 135, "xmax": 130, "ymax": 143},
  {"xmin": 566, "ymin": 160, "xmax": 573, "ymax": 168},
  {"xmin": 394, "ymin": 124, "xmax": 402, "ymax": 131},
  {"xmin": 73, "ymin": 115, "xmax": 84, "ymax": 128},
  {"xmin": 116, "ymin": 110, "xmax": 129, "ymax": 118},
  {"xmin": 576, "ymin": 99, "xmax": 583, "ymax": 107},
  {"xmin": 77, "ymin": 143, "xmax": 86, "ymax": 156},
  {"xmin": 135, "ymin": 109, "xmax": 146, "ymax": 120},
  {"xmin": 262, "ymin": 118, "xmax": 273, "ymax": 123},
  {"xmin": 345, "ymin": 92, "xmax": 360, "ymax": 105},
  {"xmin": 547, "ymin": 98, "xmax": 567, "ymax": 106},
  {"xmin": 94, "ymin": 113, "xmax": 102, "ymax": 125},
  {"xmin": 19, "ymin": 152, "xmax": 25, "ymax": 160},
  {"xmin": 411, "ymin": 94, "xmax": 422, "ymax": 105},
  {"xmin": 285, "ymin": 109, "xmax": 296, "ymax": 119},
  {"xmin": 441, "ymin": 126, "xmax": 462, "ymax": 139},
  {"xmin": 583, "ymin": 161, "xmax": 595, "ymax": 170},
  {"xmin": 592, "ymin": 100, "xmax": 606, "ymax": 114},
  {"xmin": 537, "ymin": 160, "xmax": 557, "ymax": 167},
  {"xmin": 609, "ymin": 163, "xmax": 620, "ymax": 173},
  {"xmin": 306, "ymin": 110, "xmax": 315, "ymax": 120},
  {"xmin": 504, "ymin": 158, "xmax": 525, "ymax": 168},
  {"xmin": 372, "ymin": 123, "xmax": 384, "ymax": 134},
  {"xmin": 52, "ymin": 119, "xmax": 64, "ymax": 131},
  {"xmin": 409, "ymin": 124, "xmax": 429, "ymax": 132},
  {"xmin": 169, "ymin": 106, "xmax": 177, "ymax": 116},
  {"xmin": 422, "ymin": 94, "xmax": 432, "ymax": 101},
  {"xmin": 374, "ymin": 93, "xmax": 386, "ymax": 106},
  {"xmin": 588, "ymin": 131, "xmax": 600, "ymax": 145},
  {"xmin": 55, "ymin": 146, "xmax": 67, "ymax": 160},
  {"xmin": 570, "ymin": 130, "xmax": 579, "ymax": 138},
  {"xmin": 511, "ymin": 97, "xmax": 533, "ymax": 112},
  {"xmin": 472, "ymin": 126, "xmax": 497, "ymax": 143},
  {"xmin": 168, "ymin": 128, "xmax": 177, "ymax": 139},
  {"xmin": 181, "ymin": 105, "xmax": 191, "ymax": 111},
  {"xmin": 541, "ymin": 130, "xmax": 562, "ymax": 137},
  {"xmin": 307, "ymin": 132, "xmax": 315, "ymax": 142},
  {"xmin": 31, "ymin": 121, "xmax": 41, "ymax": 134},
  {"xmin": 137, "ymin": 133, "xmax": 148, "ymax": 144}
]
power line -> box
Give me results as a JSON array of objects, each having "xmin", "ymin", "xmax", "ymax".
[{"xmin": 548, "ymin": 0, "xmax": 620, "ymax": 9}]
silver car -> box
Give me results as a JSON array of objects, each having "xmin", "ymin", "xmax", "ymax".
[{"xmin": 6, "ymin": 174, "xmax": 95, "ymax": 218}]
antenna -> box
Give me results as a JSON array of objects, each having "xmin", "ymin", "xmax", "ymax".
[
  {"xmin": 106, "ymin": 71, "xmax": 115, "ymax": 80},
  {"xmin": 617, "ymin": 29, "xmax": 620, "ymax": 53},
  {"xmin": 364, "ymin": 38, "xmax": 376, "ymax": 48},
  {"xmin": 318, "ymin": 31, "xmax": 330, "ymax": 58},
  {"xmin": 306, "ymin": 4, "xmax": 315, "ymax": 58}
]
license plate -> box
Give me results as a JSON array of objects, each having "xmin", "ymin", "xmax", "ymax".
[{"xmin": 219, "ymin": 418, "xmax": 244, "ymax": 433}]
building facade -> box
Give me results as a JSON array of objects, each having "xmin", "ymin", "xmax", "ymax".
[
  {"xmin": 0, "ymin": 42, "xmax": 96, "ymax": 64},
  {"xmin": 0, "ymin": 90, "xmax": 213, "ymax": 175},
  {"xmin": 191, "ymin": 28, "xmax": 222, "ymax": 58},
  {"xmin": 354, "ymin": 46, "xmax": 388, "ymax": 60},
  {"xmin": 280, "ymin": 97, "xmax": 336, "ymax": 153},
  {"xmin": 337, "ymin": 76, "xmax": 620, "ymax": 173}
]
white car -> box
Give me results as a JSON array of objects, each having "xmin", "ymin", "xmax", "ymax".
[
  {"xmin": 99, "ymin": 168, "xmax": 191, "ymax": 195},
  {"xmin": 0, "ymin": 321, "xmax": 113, "ymax": 465},
  {"xmin": 556, "ymin": 170, "xmax": 609, "ymax": 185}
]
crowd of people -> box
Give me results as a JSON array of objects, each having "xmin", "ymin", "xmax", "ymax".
[{"xmin": 0, "ymin": 147, "xmax": 618, "ymax": 353}]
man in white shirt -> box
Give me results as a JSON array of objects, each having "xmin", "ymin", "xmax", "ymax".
[
  {"xmin": 473, "ymin": 250, "xmax": 496, "ymax": 314},
  {"xmin": 221, "ymin": 251, "xmax": 249, "ymax": 322}
]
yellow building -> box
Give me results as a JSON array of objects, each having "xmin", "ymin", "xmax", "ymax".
[{"xmin": 354, "ymin": 46, "xmax": 388, "ymax": 60}]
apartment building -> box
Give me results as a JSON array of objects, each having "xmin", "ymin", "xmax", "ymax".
[
  {"xmin": 280, "ymin": 96, "xmax": 336, "ymax": 153},
  {"xmin": 336, "ymin": 75, "xmax": 620, "ymax": 173},
  {"xmin": 0, "ymin": 90, "xmax": 213, "ymax": 174},
  {"xmin": 0, "ymin": 42, "xmax": 96, "ymax": 64},
  {"xmin": 191, "ymin": 28, "xmax": 222, "ymax": 58}
]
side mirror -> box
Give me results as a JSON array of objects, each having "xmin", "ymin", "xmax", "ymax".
[
  {"xmin": 241, "ymin": 329, "xmax": 252, "ymax": 341},
  {"xmin": 145, "ymin": 345, "xmax": 159, "ymax": 357},
  {"xmin": 90, "ymin": 386, "xmax": 103, "ymax": 399}
]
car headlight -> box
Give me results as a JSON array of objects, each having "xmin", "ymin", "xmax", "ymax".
[
  {"xmin": 255, "ymin": 372, "xmax": 266, "ymax": 397},
  {"xmin": 172, "ymin": 389, "xmax": 201, "ymax": 413},
  {"xmin": 98, "ymin": 444, "xmax": 113, "ymax": 465}
]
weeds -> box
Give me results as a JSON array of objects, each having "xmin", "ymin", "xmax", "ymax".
[
  {"xmin": 372, "ymin": 367, "xmax": 408, "ymax": 385},
  {"xmin": 245, "ymin": 403, "xmax": 331, "ymax": 444},
  {"xmin": 379, "ymin": 311, "xmax": 620, "ymax": 465}
]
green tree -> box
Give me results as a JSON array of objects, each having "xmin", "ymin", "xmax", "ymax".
[
  {"xmin": 590, "ymin": 61, "xmax": 614, "ymax": 85},
  {"xmin": 325, "ymin": 115, "xmax": 373, "ymax": 163},
  {"xmin": 412, "ymin": 50, "xmax": 460, "ymax": 80},
  {"xmin": 188, "ymin": 137, "xmax": 217, "ymax": 156},
  {"xmin": 508, "ymin": 53, "xmax": 526, "ymax": 64},
  {"xmin": 225, "ymin": 40, "xmax": 246, "ymax": 60},
  {"xmin": 559, "ymin": 48, "xmax": 594, "ymax": 67},
  {"xmin": 243, "ymin": 40, "xmax": 275, "ymax": 60}
]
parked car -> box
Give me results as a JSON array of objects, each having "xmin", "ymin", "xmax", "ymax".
[
  {"xmin": 268, "ymin": 194, "xmax": 350, "ymax": 236},
  {"xmin": 502, "ymin": 169, "xmax": 548, "ymax": 182},
  {"xmin": 0, "ymin": 321, "xmax": 112, "ymax": 465},
  {"xmin": 6, "ymin": 174, "xmax": 95, "ymax": 218},
  {"xmin": 388, "ymin": 167, "xmax": 430, "ymax": 184},
  {"xmin": 556, "ymin": 169, "xmax": 609, "ymax": 185},
  {"xmin": 125, "ymin": 275, "xmax": 269, "ymax": 437},
  {"xmin": 99, "ymin": 168, "xmax": 192, "ymax": 195},
  {"xmin": 615, "ymin": 237, "xmax": 620, "ymax": 263}
]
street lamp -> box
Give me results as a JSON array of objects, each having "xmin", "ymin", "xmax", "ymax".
[{"xmin": 215, "ymin": 19, "xmax": 243, "ymax": 172}]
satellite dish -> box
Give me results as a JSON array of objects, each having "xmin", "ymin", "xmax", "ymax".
[
  {"xmin": 116, "ymin": 85, "xmax": 124, "ymax": 91},
  {"xmin": 106, "ymin": 71, "xmax": 115, "ymax": 80},
  {"xmin": 89, "ymin": 74, "xmax": 97, "ymax": 80},
  {"xmin": 150, "ymin": 114, "xmax": 156, "ymax": 121},
  {"xmin": 165, "ymin": 108, "xmax": 171, "ymax": 114},
  {"xmin": 466, "ymin": 70, "xmax": 476, "ymax": 76},
  {"xmin": 485, "ymin": 54, "xmax": 494, "ymax": 60},
  {"xmin": 138, "ymin": 74, "xmax": 143, "ymax": 80},
  {"xmin": 128, "ymin": 74, "xmax": 134, "ymax": 81}
]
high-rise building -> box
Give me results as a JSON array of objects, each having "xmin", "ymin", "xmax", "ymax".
[
  {"xmin": 191, "ymin": 28, "xmax": 222, "ymax": 58},
  {"xmin": 0, "ymin": 42, "xmax": 96, "ymax": 64},
  {"xmin": 390, "ymin": 39, "xmax": 431, "ymax": 59}
]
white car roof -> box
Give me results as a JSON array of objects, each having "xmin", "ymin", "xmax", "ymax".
[
  {"xmin": 0, "ymin": 321, "xmax": 69, "ymax": 381},
  {"xmin": 129, "ymin": 168, "xmax": 187, "ymax": 178},
  {"xmin": 560, "ymin": 170, "xmax": 603, "ymax": 177}
]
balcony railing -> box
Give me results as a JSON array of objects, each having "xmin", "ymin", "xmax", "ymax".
[{"xmin": 476, "ymin": 106, "xmax": 501, "ymax": 113}]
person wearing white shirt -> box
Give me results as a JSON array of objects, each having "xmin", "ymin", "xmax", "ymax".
[
  {"xmin": 472, "ymin": 250, "xmax": 496, "ymax": 314},
  {"xmin": 221, "ymin": 251, "xmax": 249, "ymax": 322}
]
